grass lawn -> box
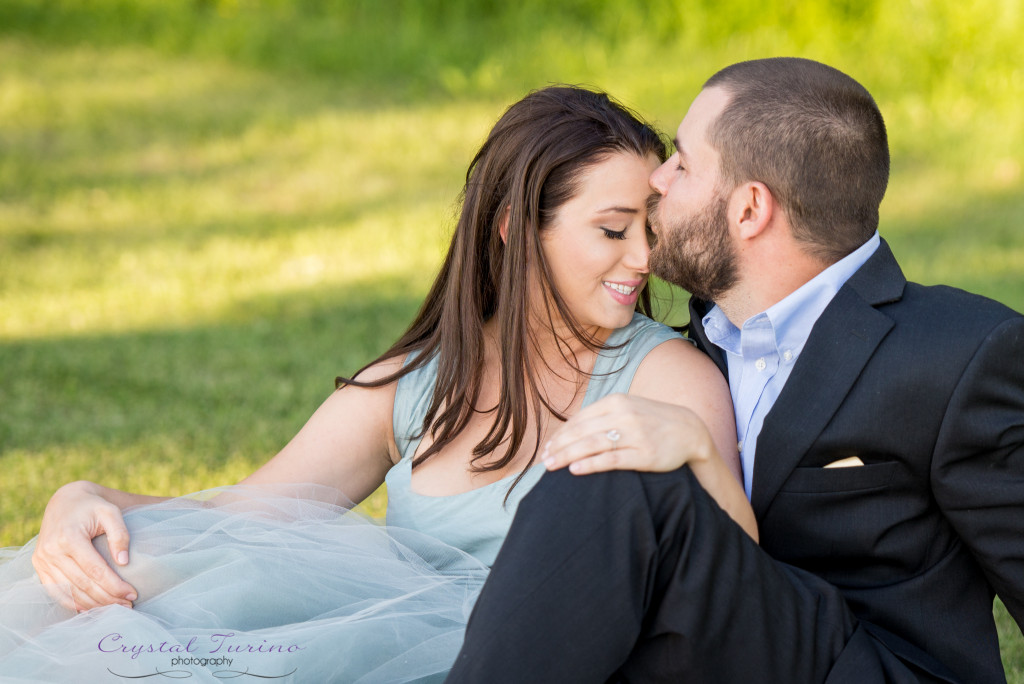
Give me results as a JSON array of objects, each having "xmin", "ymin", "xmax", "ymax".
[{"xmin": 1, "ymin": 0, "xmax": 1022, "ymax": 677}]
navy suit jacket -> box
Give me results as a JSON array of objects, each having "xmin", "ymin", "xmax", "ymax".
[{"xmin": 688, "ymin": 239, "xmax": 1024, "ymax": 682}]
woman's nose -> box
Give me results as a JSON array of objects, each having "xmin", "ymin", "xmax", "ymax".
[{"xmin": 623, "ymin": 229, "xmax": 650, "ymax": 273}]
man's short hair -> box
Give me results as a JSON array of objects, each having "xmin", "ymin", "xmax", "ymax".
[{"xmin": 704, "ymin": 57, "xmax": 890, "ymax": 262}]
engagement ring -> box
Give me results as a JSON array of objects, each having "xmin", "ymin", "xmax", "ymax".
[{"xmin": 606, "ymin": 429, "xmax": 621, "ymax": 449}]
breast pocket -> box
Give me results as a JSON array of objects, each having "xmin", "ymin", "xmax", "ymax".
[
  {"xmin": 764, "ymin": 460, "xmax": 918, "ymax": 585},
  {"xmin": 780, "ymin": 461, "xmax": 899, "ymax": 493}
]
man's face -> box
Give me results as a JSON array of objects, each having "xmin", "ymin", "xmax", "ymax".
[{"xmin": 648, "ymin": 87, "xmax": 738, "ymax": 302}]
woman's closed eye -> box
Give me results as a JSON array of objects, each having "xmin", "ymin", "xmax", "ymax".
[{"xmin": 601, "ymin": 227, "xmax": 628, "ymax": 240}]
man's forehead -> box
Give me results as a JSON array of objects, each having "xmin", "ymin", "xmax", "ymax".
[{"xmin": 675, "ymin": 87, "xmax": 730, "ymax": 152}]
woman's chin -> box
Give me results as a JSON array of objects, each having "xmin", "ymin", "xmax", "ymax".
[{"xmin": 589, "ymin": 310, "xmax": 637, "ymax": 332}]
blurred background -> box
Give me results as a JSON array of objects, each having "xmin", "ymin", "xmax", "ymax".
[{"xmin": 1, "ymin": 0, "xmax": 1022, "ymax": 670}]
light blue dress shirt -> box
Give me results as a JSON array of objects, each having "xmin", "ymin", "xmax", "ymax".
[{"xmin": 701, "ymin": 232, "xmax": 880, "ymax": 498}]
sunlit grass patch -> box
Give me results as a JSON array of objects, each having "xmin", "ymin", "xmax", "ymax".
[
  {"xmin": 1, "ymin": 1, "xmax": 1022, "ymax": 674},
  {"xmin": 0, "ymin": 40, "xmax": 507, "ymax": 341}
]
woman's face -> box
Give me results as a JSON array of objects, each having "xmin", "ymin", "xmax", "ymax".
[{"xmin": 539, "ymin": 151, "xmax": 660, "ymax": 335}]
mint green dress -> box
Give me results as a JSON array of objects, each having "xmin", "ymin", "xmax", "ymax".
[
  {"xmin": 0, "ymin": 314, "xmax": 681, "ymax": 683},
  {"xmin": 386, "ymin": 313, "xmax": 682, "ymax": 566}
]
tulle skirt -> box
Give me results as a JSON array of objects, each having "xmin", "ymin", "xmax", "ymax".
[{"xmin": 0, "ymin": 485, "xmax": 489, "ymax": 683}]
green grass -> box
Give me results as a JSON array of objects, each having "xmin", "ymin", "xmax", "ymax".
[{"xmin": 1, "ymin": 0, "xmax": 1022, "ymax": 676}]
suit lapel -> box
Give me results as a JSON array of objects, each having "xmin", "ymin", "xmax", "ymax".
[
  {"xmin": 749, "ymin": 287, "xmax": 895, "ymax": 518},
  {"xmin": 748, "ymin": 239, "xmax": 906, "ymax": 518},
  {"xmin": 687, "ymin": 297, "xmax": 728, "ymax": 377}
]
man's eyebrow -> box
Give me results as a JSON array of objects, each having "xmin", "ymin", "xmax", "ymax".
[{"xmin": 672, "ymin": 138, "xmax": 689, "ymax": 160}]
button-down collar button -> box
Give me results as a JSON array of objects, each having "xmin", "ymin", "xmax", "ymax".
[{"xmin": 755, "ymin": 357, "xmax": 767, "ymax": 372}]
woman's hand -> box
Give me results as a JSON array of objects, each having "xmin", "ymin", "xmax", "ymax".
[
  {"xmin": 541, "ymin": 393, "xmax": 717, "ymax": 475},
  {"xmin": 31, "ymin": 481, "xmax": 138, "ymax": 612},
  {"xmin": 541, "ymin": 393, "xmax": 757, "ymax": 542}
]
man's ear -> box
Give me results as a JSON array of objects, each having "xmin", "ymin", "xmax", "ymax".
[
  {"xmin": 498, "ymin": 205, "xmax": 511, "ymax": 244},
  {"xmin": 734, "ymin": 181, "xmax": 774, "ymax": 240}
]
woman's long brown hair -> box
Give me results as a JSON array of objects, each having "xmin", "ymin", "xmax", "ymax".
[{"xmin": 338, "ymin": 86, "xmax": 665, "ymax": 494}]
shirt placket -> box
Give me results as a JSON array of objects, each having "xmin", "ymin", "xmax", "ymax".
[{"xmin": 734, "ymin": 315, "xmax": 779, "ymax": 487}]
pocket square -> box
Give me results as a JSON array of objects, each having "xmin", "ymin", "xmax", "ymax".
[{"xmin": 823, "ymin": 456, "xmax": 865, "ymax": 469}]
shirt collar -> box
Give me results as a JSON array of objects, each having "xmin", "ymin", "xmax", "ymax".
[{"xmin": 702, "ymin": 232, "xmax": 880, "ymax": 357}]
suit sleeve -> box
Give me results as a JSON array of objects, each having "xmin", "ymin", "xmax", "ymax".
[{"xmin": 931, "ymin": 315, "xmax": 1024, "ymax": 625}]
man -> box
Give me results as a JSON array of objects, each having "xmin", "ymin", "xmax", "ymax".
[{"xmin": 446, "ymin": 58, "xmax": 1024, "ymax": 683}]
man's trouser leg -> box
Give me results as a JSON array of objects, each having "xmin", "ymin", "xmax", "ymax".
[{"xmin": 447, "ymin": 466, "xmax": 901, "ymax": 683}]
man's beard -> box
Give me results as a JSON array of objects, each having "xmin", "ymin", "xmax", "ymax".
[{"xmin": 648, "ymin": 192, "xmax": 738, "ymax": 302}]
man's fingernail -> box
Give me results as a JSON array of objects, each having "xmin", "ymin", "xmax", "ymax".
[
  {"xmin": 117, "ymin": 551, "xmax": 129, "ymax": 565},
  {"xmin": 126, "ymin": 592, "xmax": 137, "ymax": 601}
]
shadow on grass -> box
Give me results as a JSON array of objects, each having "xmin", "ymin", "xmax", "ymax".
[{"xmin": 0, "ymin": 274, "xmax": 425, "ymax": 461}]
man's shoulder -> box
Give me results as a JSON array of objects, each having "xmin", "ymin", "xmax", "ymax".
[{"xmin": 888, "ymin": 280, "xmax": 1022, "ymax": 329}]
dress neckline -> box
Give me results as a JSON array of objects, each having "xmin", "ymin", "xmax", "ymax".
[
  {"xmin": 397, "ymin": 458, "xmax": 546, "ymax": 500},
  {"xmin": 399, "ymin": 319, "xmax": 637, "ymax": 499}
]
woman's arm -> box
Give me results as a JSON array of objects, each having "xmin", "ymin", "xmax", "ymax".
[
  {"xmin": 541, "ymin": 339, "xmax": 757, "ymax": 541},
  {"xmin": 32, "ymin": 357, "xmax": 403, "ymax": 611},
  {"xmin": 240, "ymin": 357, "xmax": 402, "ymax": 498}
]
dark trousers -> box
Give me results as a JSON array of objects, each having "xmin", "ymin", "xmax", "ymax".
[{"xmin": 446, "ymin": 467, "xmax": 955, "ymax": 683}]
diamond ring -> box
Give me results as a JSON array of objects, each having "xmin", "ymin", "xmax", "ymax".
[{"xmin": 606, "ymin": 429, "xmax": 621, "ymax": 449}]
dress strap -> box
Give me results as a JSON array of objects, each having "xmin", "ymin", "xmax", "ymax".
[
  {"xmin": 392, "ymin": 350, "xmax": 439, "ymax": 462},
  {"xmin": 583, "ymin": 314, "xmax": 683, "ymax": 407}
]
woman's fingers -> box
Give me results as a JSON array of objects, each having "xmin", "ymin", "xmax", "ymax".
[
  {"xmin": 33, "ymin": 556, "xmax": 116, "ymax": 612},
  {"xmin": 70, "ymin": 519, "xmax": 138, "ymax": 606},
  {"xmin": 98, "ymin": 506, "xmax": 132, "ymax": 568},
  {"xmin": 32, "ymin": 564, "xmax": 78, "ymax": 612},
  {"xmin": 565, "ymin": 446, "xmax": 634, "ymax": 475},
  {"xmin": 549, "ymin": 431, "xmax": 630, "ymax": 473},
  {"xmin": 34, "ymin": 535, "xmax": 135, "ymax": 611},
  {"xmin": 543, "ymin": 394, "xmax": 712, "ymax": 475},
  {"xmin": 32, "ymin": 495, "xmax": 138, "ymax": 611},
  {"xmin": 542, "ymin": 398, "xmax": 647, "ymax": 472},
  {"xmin": 543, "ymin": 414, "xmax": 616, "ymax": 468}
]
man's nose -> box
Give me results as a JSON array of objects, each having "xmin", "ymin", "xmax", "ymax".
[{"xmin": 649, "ymin": 158, "xmax": 672, "ymax": 195}]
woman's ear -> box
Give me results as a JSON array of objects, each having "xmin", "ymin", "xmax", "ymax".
[
  {"xmin": 498, "ymin": 205, "xmax": 511, "ymax": 244},
  {"xmin": 734, "ymin": 181, "xmax": 774, "ymax": 241}
]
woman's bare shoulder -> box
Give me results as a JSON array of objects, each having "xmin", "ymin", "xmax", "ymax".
[
  {"xmin": 629, "ymin": 337, "xmax": 729, "ymax": 401},
  {"xmin": 347, "ymin": 353, "xmax": 408, "ymax": 384}
]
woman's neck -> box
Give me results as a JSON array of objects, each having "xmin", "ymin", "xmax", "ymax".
[{"xmin": 482, "ymin": 314, "xmax": 610, "ymax": 410}]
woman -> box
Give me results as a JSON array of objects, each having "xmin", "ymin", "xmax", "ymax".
[{"xmin": 1, "ymin": 86, "xmax": 752, "ymax": 681}]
